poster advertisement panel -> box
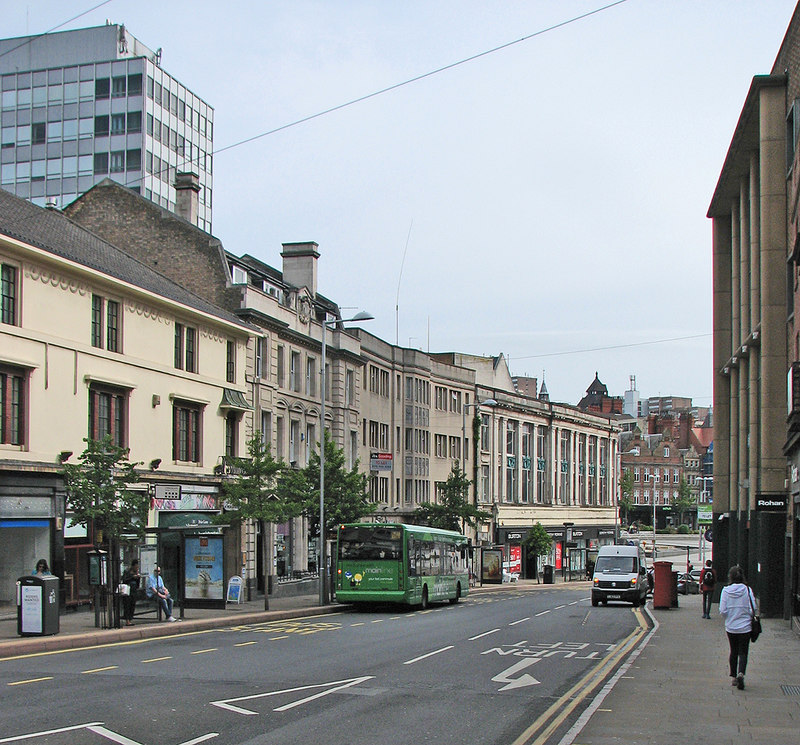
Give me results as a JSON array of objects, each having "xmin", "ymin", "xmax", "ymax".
[{"xmin": 184, "ymin": 535, "xmax": 224, "ymax": 602}]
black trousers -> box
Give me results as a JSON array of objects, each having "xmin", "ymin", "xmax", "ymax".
[
  {"xmin": 702, "ymin": 590, "xmax": 713, "ymax": 616},
  {"xmin": 726, "ymin": 631, "xmax": 750, "ymax": 677}
]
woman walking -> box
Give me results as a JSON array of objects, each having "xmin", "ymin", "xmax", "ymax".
[{"xmin": 719, "ymin": 565, "xmax": 757, "ymax": 690}]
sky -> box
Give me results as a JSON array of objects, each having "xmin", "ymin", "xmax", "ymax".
[{"xmin": 4, "ymin": 0, "xmax": 799, "ymax": 407}]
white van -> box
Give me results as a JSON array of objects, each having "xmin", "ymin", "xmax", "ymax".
[{"xmin": 591, "ymin": 544, "xmax": 648, "ymax": 607}]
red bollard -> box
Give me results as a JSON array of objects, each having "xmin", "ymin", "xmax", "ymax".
[{"xmin": 652, "ymin": 560, "xmax": 673, "ymax": 609}]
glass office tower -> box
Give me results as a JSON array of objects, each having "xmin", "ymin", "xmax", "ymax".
[{"xmin": 1, "ymin": 24, "xmax": 213, "ymax": 232}]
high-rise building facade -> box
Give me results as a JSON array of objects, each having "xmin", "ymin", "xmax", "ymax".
[{"xmin": 1, "ymin": 24, "xmax": 213, "ymax": 231}]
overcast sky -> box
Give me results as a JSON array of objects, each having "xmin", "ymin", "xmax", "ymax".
[{"xmin": 5, "ymin": 1, "xmax": 798, "ymax": 406}]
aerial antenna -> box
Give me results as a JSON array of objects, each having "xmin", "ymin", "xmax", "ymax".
[{"xmin": 396, "ymin": 220, "xmax": 413, "ymax": 346}]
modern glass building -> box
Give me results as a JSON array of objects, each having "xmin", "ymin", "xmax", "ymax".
[{"xmin": 1, "ymin": 24, "xmax": 213, "ymax": 231}]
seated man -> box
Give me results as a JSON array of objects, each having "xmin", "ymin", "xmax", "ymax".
[{"xmin": 146, "ymin": 565, "xmax": 177, "ymax": 622}]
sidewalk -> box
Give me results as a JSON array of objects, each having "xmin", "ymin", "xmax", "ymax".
[
  {"xmin": 0, "ymin": 592, "xmax": 339, "ymax": 659},
  {"xmin": 562, "ymin": 592, "xmax": 800, "ymax": 745}
]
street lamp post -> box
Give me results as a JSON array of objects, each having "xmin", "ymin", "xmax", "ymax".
[{"xmin": 319, "ymin": 310, "xmax": 373, "ymax": 606}]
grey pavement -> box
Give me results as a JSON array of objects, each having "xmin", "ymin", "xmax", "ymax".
[
  {"xmin": 3, "ymin": 581, "xmax": 799, "ymax": 745},
  {"xmin": 562, "ymin": 591, "xmax": 800, "ymax": 745}
]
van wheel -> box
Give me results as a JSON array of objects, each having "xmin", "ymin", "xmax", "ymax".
[
  {"xmin": 449, "ymin": 583, "xmax": 461, "ymax": 604},
  {"xmin": 420, "ymin": 586, "xmax": 429, "ymax": 610},
  {"xmin": 632, "ymin": 596, "xmax": 640, "ymax": 607},
  {"xmin": 591, "ymin": 597, "xmax": 599, "ymax": 607}
]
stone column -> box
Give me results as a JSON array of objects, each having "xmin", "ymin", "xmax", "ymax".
[
  {"xmin": 712, "ymin": 215, "xmax": 732, "ymax": 515},
  {"xmin": 758, "ymin": 85, "xmax": 788, "ymax": 500}
]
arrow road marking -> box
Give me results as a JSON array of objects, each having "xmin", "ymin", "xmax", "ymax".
[
  {"xmin": 211, "ymin": 676, "xmax": 375, "ymax": 715},
  {"xmin": 492, "ymin": 658, "xmax": 542, "ymax": 691}
]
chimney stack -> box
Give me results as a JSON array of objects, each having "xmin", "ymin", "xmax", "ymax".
[
  {"xmin": 175, "ymin": 172, "xmax": 200, "ymax": 225},
  {"xmin": 281, "ymin": 242, "xmax": 319, "ymax": 296}
]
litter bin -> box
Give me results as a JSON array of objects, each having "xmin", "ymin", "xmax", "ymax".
[
  {"xmin": 652, "ymin": 560, "xmax": 673, "ymax": 609},
  {"xmin": 17, "ymin": 575, "xmax": 60, "ymax": 636},
  {"xmin": 543, "ymin": 565, "xmax": 554, "ymax": 584}
]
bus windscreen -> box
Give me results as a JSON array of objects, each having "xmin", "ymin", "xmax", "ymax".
[{"xmin": 338, "ymin": 526, "xmax": 402, "ymax": 561}]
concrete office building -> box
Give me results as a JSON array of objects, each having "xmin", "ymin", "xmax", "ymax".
[{"xmin": 1, "ymin": 24, "xmax": 213, "ymax": 231}]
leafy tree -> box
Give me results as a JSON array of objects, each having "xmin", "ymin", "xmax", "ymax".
[
  {"xmin": 279, "ymin": 430, "xmax": 374, "ymax": 543},
  {"xmin": 619, "ymin": 470, "xmax": 635, "ymax": 527},
  {"xmin": 671, "ymin": 478, "xmax": 695, "ymax": 526},
  {"xmin": 523, "ymin": 522, "xmax": 553, "ymax": 583},
  {"xmin": 63, "ymin": 436, "xmax": 145, "ymax": 628},
  {"xmin": 219, "ymin": 432, "xmax": 303, "ymax": 609},
  {"xmin": 413, "ymin": 463, "xmax": 492, "ymax": 532}
]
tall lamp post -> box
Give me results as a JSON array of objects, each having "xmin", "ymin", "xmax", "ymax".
[{"xmin": 319, "ymin": 310, "xmax": 373, "ymax": 606}]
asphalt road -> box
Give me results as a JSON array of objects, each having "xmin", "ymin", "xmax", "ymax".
[{"xmin": 0, "ymin": 586, "xmax": 645, "ymax": 745}]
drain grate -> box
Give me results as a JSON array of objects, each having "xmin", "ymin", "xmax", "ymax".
[{"xmin": 781, "ymin": 684, "xmax": 800, "ymax": 696}]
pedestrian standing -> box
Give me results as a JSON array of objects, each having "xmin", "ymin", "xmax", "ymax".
[
  {"xmin": 121, "ymin": 559, "xmax": 141, "ymax": 626},
  {"xmin": 700, "ymin": 559, "xmax": 716, "ymax": 619},
  {"xmin": 719, "ymin": 564, "xmax": 756, "ymax": 690}
]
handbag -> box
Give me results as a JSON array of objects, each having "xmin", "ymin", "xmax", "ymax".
[
  {"xmin": 747, "ymin": 586, "xmax": 761, "ymax": 642},
  {"xmin": 117, "ymin": 583, "xmax": 131, "ymax": 596}
]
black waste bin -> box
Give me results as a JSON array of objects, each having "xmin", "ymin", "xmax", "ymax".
[
  {"xmin": 17, "ymin": 575, "xmax": 60, "ymax": 636},
  {"xmin": 543, "ymin": 565, "xmax": 554, "ymax": 584}
]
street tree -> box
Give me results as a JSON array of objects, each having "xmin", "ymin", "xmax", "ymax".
[
  {"xmin": 63, "ymin": 436, "xmax": 145, "ymax": 628},
  {"xmin": 523, "ymin": 522, "xmax": 553, "ymax": 583},
  {"xmin": 671, "ymin": 477, "xmax": 696, "ymax": 526},
  {"xmin": 412, "ymin": 463, "xmax": 492, "ymax": 532},
  {"xmin": 279, "ymin": 429, "xmax": 374, "ymax": 549},
  {"xmin": 219, "ymin": 432, "xmax": 304, "ymax": 609},
  {"xmin": 619, "ymin": 470, "xmax": 635, "ymax": 527}
]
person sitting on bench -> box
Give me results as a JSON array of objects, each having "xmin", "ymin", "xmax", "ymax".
[{"xmin": 146, "ymin": 565, "xmax": 177, "ymax": 622}]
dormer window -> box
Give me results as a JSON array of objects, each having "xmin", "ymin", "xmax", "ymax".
[{"xmin": 231, "ymin": 265, "xmax": 247, "ymax": 285}]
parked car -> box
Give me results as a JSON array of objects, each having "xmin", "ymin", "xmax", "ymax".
[{"xmin": 677, "ymin": 572, "xmax": 700, "ymax": 595}]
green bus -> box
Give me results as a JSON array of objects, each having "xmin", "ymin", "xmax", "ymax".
[{"xmin": 335, "ymin": 522, "xmax": 470, "ymax": 608}]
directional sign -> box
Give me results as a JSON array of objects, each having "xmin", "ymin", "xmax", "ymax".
[
  {"xmin": 491, "ymin": 658, "xmax": 542, "ymax": 691},
  {"xmin": 211, "ymin": 677, "xmax": 374, "ymax": 716}
]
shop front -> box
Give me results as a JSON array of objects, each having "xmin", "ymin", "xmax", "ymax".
[
  {"xmin": 497, "ymin": 524, "xmax": 615, "ymax": 581},
  {"xmin": 0, "ymin": 475, "xmax": 64, "ymax": 608}
]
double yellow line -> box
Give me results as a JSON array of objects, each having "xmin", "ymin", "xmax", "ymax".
[{"xmin": 511, "ymin": 608, "xmax": 648, "ymax": 745}]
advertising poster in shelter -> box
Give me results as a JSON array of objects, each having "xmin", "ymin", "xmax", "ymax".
[{"xmin": 184, "ymin": 536, "xmax": 224, "ymax": 602}]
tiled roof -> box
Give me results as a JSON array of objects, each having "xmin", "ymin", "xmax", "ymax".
[{"xmin": 0, "ymin": 187, "xmax": 248, "ymax": 330}]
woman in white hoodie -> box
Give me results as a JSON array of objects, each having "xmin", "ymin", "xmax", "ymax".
[{"xmin": 719, "ymin": 565, "xmax": 757, "ymax": 690}]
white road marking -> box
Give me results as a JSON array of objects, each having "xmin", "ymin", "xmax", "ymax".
[
  {"xmin": 86, "ymin": 725, "xmax": 141, "ymax": 745},
  {"xmin": 82, "ymin": 666, "xmax": 118, "ymax": 674},
  {"xmin": 535, "ymin": 610, "xmax": 551, "ymax": 616},
  {"xmin": 469, "ymin": 628, "xmax": 500, "ymax": 640},
  {"xmin": 403, "ymin": 646, "xmax": 454, "ymax": 665},
  {"xmin": 178, "ymin": 735, "xmax": 219, "ymax": 745},
  {"xmin": 211, "ymin": 676, "xmax": 375, "ymax": 716},
  {"xmin": 7, "ymin": 676, "xmax": 53, "ymax": 686},
  {"xmin": 509, "ymin": 617, "xmax": 530, "ymax": 626},
  {"xmin": 492, "ymin": 658, "xmax": 542, "ymax": 691},
  {"xmin": 0, "ymin": 723, "xmax": 103, "ymax": 743}
]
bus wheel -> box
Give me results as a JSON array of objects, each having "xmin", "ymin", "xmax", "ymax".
[
  {"xmin": 449, "ymin": 583, "xmax": 461, "ymax": 604},
  {"xmin": 420, "ymin": 586, "xmax": 429, "ymax": 610}
]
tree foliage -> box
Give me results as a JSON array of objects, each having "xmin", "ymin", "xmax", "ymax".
[
  {"xmin": 524, "ymin": 522, "xmax": 553, "ymax": 558},
  {"xmin": 412, "ymin": 463, "xmax": 492, "ymax": 532},
  {"xmin": 671, "ymin": 477, "xmax": 695, "ymax": 524},
  {"xmin": 63, "ymin": 436, "xmax": 146, "ymax": 543},
  {"xmin": 279, "ymin": 430, "xmax": 374, "ymax": 540},
  {"xmin": 219, "ymin": 432, "xmax": 304, "ymax": 526},
  {"xmin": 619, "ymin": 469, "xmax": 635, "ymax": 526}
]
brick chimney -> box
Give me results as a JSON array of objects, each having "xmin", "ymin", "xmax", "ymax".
[
  {"xmin": 175, "ymin": 172, "xmax": 200, "ymax": 225},
  {"xmin": 281, "ymin": 242, "xmax": 319, "ymax": 295}
]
